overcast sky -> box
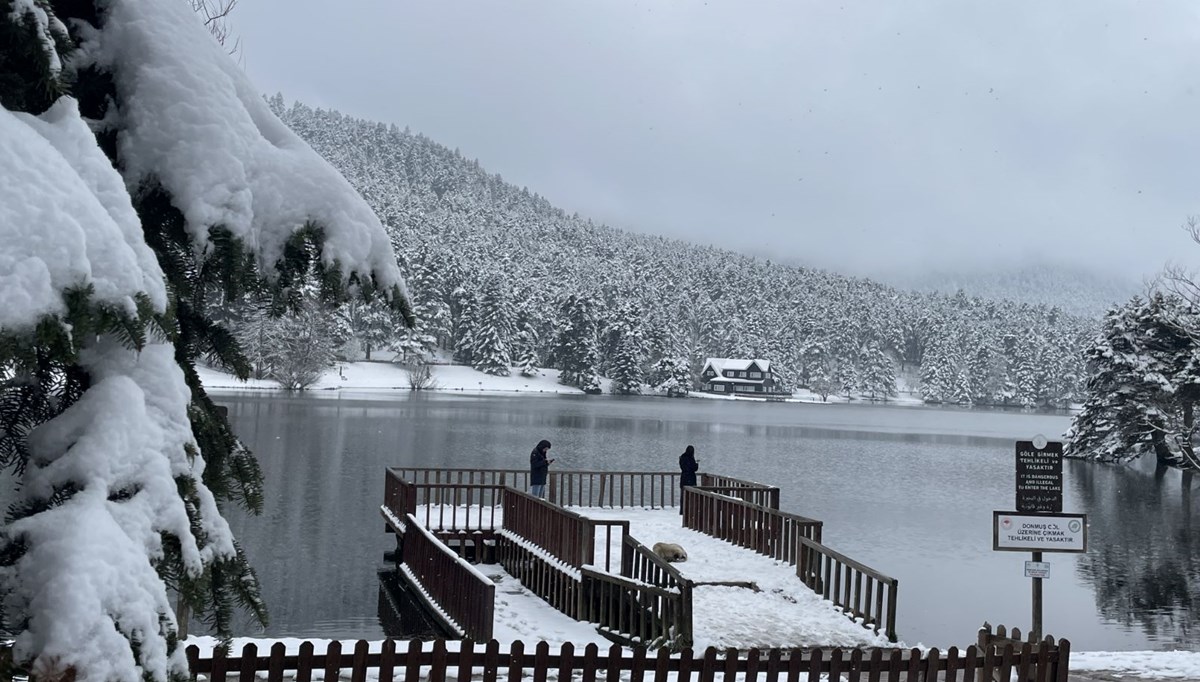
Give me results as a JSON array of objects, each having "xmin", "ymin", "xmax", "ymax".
[{"xmin": 232, "ymin": 0, "xmax": 1200, "ymax": 281}]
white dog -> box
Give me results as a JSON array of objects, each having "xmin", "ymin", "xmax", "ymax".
[{"xmin": 652, "ymin": 542, "xmax": 688, "ymax": 563}]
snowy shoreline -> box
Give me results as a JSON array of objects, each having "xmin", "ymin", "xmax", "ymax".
[{"xmin": 196, "ymin": 360, "xmax": 931, "ymax": 405}]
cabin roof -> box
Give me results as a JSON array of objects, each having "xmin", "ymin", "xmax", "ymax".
[{"xmin": 704, "ymin": 357, "xmax": 772, "ymax": 373}]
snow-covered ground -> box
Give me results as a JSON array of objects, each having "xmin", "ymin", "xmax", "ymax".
[
  {"xmin": 375, "ymin": 505, "xmax": 1200, "ymax": 678},
  {"xmin": 197, "ymin": 361, "xmax": 606, "ymax": 395},
  {"xmin": 580, "ymin": 508, "xmax": 891, "ymax": 649},
  {"xmin": 198, "ymin": 360, "xmax": 924, "ymax": 405}
]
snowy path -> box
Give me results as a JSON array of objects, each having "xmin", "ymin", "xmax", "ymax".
[
  {"xmin": 579, "ymin": 508, "xmax": 891, "ymax": 650},
  {"xmin": 416, "ymin": 505, "xmax": 890, "ymax": 649}
]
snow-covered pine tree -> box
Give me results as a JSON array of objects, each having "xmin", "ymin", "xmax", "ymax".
[
  {"xmin": 858, "ymin": 342, "xmax": 896, "ymax": 401},
  {"xmin": 469, "ymin": 276, "xmax": 514, "ymax": 375},
  {"xmin": 649, "ymin": 356, "xmax": 691, "ymax": 397},
  {"xmin": 266, "ymin": 287, "xmax": 340, "ymax": 390},
  {"xmin": 0, "ymin": 2, "xmax": 411, "ymax": 680},
  {"xmin": 515, "ymin": 328, "xmax": 540, "ymax": 377},
  {"xmin": 1066, "ymin": 294, "xmax": 1200, "ymax": 468},
  {"xmin": 337, "ymin": 295, "xmax": 398, "ymax": 361},
  {"xmin": 609, "ymin": 331, "xmax": 645, "ymax": 394},
  {"xmin": 551, "ymin": 294, "xmax": 601, "ymax": 390}
]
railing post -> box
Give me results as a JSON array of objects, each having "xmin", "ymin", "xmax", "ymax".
[{"xmin": 886, "ymin": 581, "xmax": 898, "ymax": 643}]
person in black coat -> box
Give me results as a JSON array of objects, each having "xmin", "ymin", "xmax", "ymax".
[
  {"xmin": 530, "ymin": 440, "xmax": 554, "ymax": 499},
  {"xmin": 679, "ymin": 445, "xmax": 698, "ymax": 513}
]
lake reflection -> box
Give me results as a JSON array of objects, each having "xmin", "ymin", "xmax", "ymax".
[{"xmin": 209, "ymin": 391, "xmax": 1199, "ymax": 651}]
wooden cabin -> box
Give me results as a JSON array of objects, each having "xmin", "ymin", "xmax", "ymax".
[{"xmin": 700, "ymin": 358, "xmax": 790, "ymax": 397}]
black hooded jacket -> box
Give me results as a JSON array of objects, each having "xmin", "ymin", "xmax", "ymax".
[
  {"xmin": 679, "ymin": 446, "xmax": 698, "ymax": 487},
  {"xmin": 530, "ymin": 440, "xmax": 552, "ymax": 485}
]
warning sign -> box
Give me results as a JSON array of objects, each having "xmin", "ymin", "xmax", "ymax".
[
  {"xmin": 993, "ymin": 511, "xmax": 1087, "ymax": 553},
  {"xmin": 1015, "ymin": 440, "xmax": 1063, "ymax": 513}
]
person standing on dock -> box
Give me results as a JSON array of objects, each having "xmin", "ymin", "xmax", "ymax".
[
  {"xmin": 679, "ymin": 445, "xmax": 699, "ymax": 514},
  {"xmin": 530, "ymin": 440, "xmax": 554, "ymax": 499}
]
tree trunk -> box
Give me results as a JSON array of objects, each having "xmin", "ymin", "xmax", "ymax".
[
  {"xmin": 1152, "ymin": 430, "xmax": 1176, "ymax": 467},
  {"xmin": 365, "ymin": 343, "xmax": 372, "ymax": 361},
  {"xmin": 1183, "ymin": 399, "xmax": 1196, "ymax": 469}
]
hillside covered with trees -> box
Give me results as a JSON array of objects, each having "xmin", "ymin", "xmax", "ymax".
[{"xmin": 261, "ymin": 95, "xmax": 1096, "ymax": 407}]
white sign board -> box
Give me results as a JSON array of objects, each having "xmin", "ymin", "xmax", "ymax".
[
  {"xmin": 1025, "ymin": 561, "xmax": 1050, "ymax": 579},
  {"xmin": 993, "ymin": 511, "xmax": 1087, "ymax": 553}
]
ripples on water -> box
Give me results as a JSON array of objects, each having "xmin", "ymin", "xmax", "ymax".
[{"xmin": 209, "ymin": 392, "xmax": 1198, "ymax": 651}]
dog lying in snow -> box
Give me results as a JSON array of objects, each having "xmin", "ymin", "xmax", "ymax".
[{"xmin": 652, "ymin": 542, "xmax": 688, "ymax": 562}]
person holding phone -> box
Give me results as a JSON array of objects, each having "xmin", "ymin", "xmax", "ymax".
[{"xmin": 530, "ymin": 440, "xmax": 554, "ymax": 499}]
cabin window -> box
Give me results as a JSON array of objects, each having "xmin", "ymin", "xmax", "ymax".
[{"xmin": 749, "ymin": 371, "xmax": 762, "ymax": 378}]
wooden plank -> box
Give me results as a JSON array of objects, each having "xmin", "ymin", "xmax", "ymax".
[
  {"xmin": 266, "ymin": 642, "xmax": 285, "ymax": 682},
  {"xmin": 866, "ymin": 648, "xmax": 882, "ymax": 682},
  {"xmin": 945, "ymin": 647, "xmax": 960, "ymax": 682},
  {"xmin": 922, "ymin": 648, "xmax": 939, "ymax": 682},
  {"xmin": 1015, "ymin": 642, "xmax": 1032, "ymax": 682},
  {"xmin": 581, "ymin": 643, "xmax": 600, "ymax": 682},
  {"xmin": 653, "ymin": 647, "xmax": 672, "ymax": 682},
  {"xmin": 998, "ymin": 642, "xmax": 1015, "ymax": 682},
  {"xmin": 209, "ymin": 645, "xmax": 228, "ymax": 682},
  {"xmin": 885, "ymin": 648, "xmax": 902, "ymax": 682},
  {"xmin": 483, "ymin": 640, "xmax": 501, "ymax": 682},
  {"xmin": 295, "ymin": 641, "xmax": 314, "ymax": 682},
  {"xmin": 430, "ymin": 640, "xmax": 449, "ymax": 682},
  {"xmin": 377, "ymin": 639, "xmax": 395, "ymax": 682},
  {"xmin": 785, "ymin": 649, "xmax": 804, "ymax": 682},
  {"xmin": 807, "ymin": 648, "xmax": 823, "ymax": 682},
  {"xmin": 405, "ymin": 640, "xmax": 423, "ymax": 682},
  {"xmin": 351, "ymin": 640, "xmax": 370, "ymax": 682},
  {"xmin": 827, "ymin": 648, "xmax": 843, "ymax": 682},
  {"xmin": 699, "ymin": 647, "xmax": 718, "ymax": 682},
  {"xmin": 606, "ymin": 644, "xmax": 625, "ymax": 682},
  {"xmin": 507, "ymin": 640, "xmax": 525, "ymax": 682},
  {"xmin": 458, "ymin": 641, "xmax": 476, "ymax": 682},
  {"xmin": 238, "ymin": 643, "xmax": 258, "ymax": 682},
  {"xmin": 723, "ymin": 648, "xmax": 739, "ymax": 682},
  {"xmin": 847, "ymin": 648, "xmax": 864, "ymax": 682},
  {"xmin": 745, "ymin": 647, "xmax": 761, "ymax": 682},
  {"xmin": 1054, "ymin": 639, "xmax": 1070, "ymax": 682},
  {"xmin": 533, "ymin": 641, "xmax": 550, "ymax": 682},
  {"xmin": 559, "ymin": 642, "xmax": 577, "ymax": 682},
  {"xmin": 631, "ymin": 647, "xmax": 648, "ymax": 682},
  {"xmin": 1034, "ymin": 638, "xmax": 1051, "ymax": 682}
]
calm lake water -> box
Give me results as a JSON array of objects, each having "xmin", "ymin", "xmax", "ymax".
[{"xmin": 210, "ymin": 391, "xmax": 1200, "ymax": 651}]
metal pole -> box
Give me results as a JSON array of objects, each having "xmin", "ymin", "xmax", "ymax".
[{"xmin": 1031, "ymin": 550, "xmax": 1043, "ymax": 641}]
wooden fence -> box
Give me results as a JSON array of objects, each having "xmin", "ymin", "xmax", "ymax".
[
  {"xmin": 697, "ymin": 474, "xmax": 781, "ymax": 509},
  {"xmin": 550, "ymin": 471, "xmax": 682, "ymax": 508},
  {"xmin": 184, "ymin": 628, "xmax": 1071, "ymax": 681},
  {"xmin": 682, "ymin": 487, "xmax": 897, "ymax": 642},
  {"xmin": 682, "ymin": 487, "xmax": 823, "ymax": 552},
  {"xmin": 590, "ymin": 534, "xmax": 694, "ymax": 647},
  {"xmin": 496, "ymin": 533, "xmax": 582, "ymax": 617},
  {"xmin": 387, "ymin": 468, "xmax": 685, "ymax": 509},
  {"xmin": 501, "ymin": 488, "xmax": 628, "ymax": 572},
  {"xmin": 795, "ymin": 536, "xmax": 897, "ymax": 643},
  {"xmin": 398, "ymin": 514, "xmax": 494, "ymax": 642}
]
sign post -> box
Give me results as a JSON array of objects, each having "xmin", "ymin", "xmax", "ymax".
[{"xmin": 993, "ymin": 434, "xmax": 1085, "ymax": 642}]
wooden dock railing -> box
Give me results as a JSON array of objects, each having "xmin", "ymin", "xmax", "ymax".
[
  {"xmin": 581, "ymin": 568, "xmax": 691, "ymax": 649},
  {"xmin": 500, "ymin": 488, "xmax": 628, "ymax": 572},
  {"xmin": 398, "ymin": 514, "xmax": 494, "ymax": 642},
  {"xmin": 697, "ymin": 473, "xmax": 781, "ymax": 509},
  {"xmin": 683, "ymin": 487, "xmax": 823, "ymax": 556},
  {"xmin": 795, "ymin": 536, "xmax": 898, "ymax": 642},
  {"xmin": 387, "ymin": 467, "xmax": 685, "ymax": 509},
  {"xmin": 383, "ymin": 468, "xmax": 417, "ymax": 523},
  {"xmin": 184, "ymin": 627, "xmax": 1072, "ymax": 681}
]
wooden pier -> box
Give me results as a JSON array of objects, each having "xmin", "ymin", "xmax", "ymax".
[
  {"xmin": 380, "ymin": 467, "xmax": 897, "ymax": 648},
  {"xmin": 177, "ymin": 469, "xmax": 1076, "ymax": 681}
]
